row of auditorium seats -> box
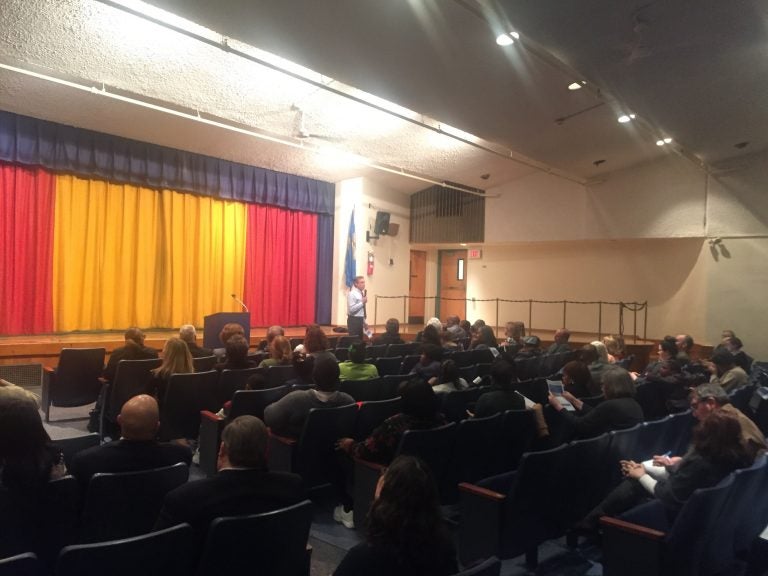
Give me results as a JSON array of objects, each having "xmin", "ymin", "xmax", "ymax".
[
  {"xmin": 0, "ymin": 500, "xmax": 314, "ymax": 576},
  {"xmin": 456, "ymin": 411, "xmax": 695, "ymax": 569},
  {"xmin": 601, "ymin": 454, "xmax": 768, "ymax": 576}
]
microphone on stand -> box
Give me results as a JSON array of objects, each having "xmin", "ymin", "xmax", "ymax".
[{"xmin": 231, "ymin": 293, "xmax": 249, "ymax": 313}]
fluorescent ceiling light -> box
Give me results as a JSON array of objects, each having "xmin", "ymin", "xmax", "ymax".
[{"xmin": 439, "ymin": 123, "xmax": 477, "ymax": 142}]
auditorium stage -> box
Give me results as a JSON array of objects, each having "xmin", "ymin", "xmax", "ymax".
[{"xmin": 0, "ymin": 325, "xmax": 655, "ymax": 369}]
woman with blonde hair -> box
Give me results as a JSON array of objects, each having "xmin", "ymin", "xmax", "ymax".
[
  {"xmin": 258, "ymin": 335, "xmax": 293, "ymax": 368},
  {"xmin": 151, "ymin": 337, "xmax": 194, "ymax": 401}
]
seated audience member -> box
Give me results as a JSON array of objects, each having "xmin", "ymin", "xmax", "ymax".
[
  {"xmin": 409, "ymin": 344, "xmax": 443, "ymax": 382},
  {"xmin": 415, "ymin": 318, "xmax": 442, "ymax": 343},
  {"xmin": 546, "ymin": 328, "xmax": 571, "ymax": 355},
  {"xmin": 150, "ymin": 337, "xmax": 195, "ymax": 402},
  {"xmin": 71, "ymin": 394, "xmax": 191, "ymax": 488},
  {"xmin": 515, "ymin": 335, "xmax": 542, "ymax": 359},
  {"xmin": 500, "ymin": 321, "xmax": 525, "ymax": 353},
  {"xmin": 301, "ymin": 324, "xmax": 336, "ymax": 364},
  {"xmin": 471, "ymin": 325, "xmax": 498, "ymax": 350},
  {"xmin": 337, "ymin": 379, "xmax": 446, "ymax": 466},
  {"xmin": 579, "ymin": 410, "xmax": 752, "ymax": 531},
  {"xmin": 215, "ymin": 334, "xmax": 257, "ymax": 371},
  {"xmin": 104, "ymin": 327, "xmax": 159, "ymax": 382},
  {"xmin": 257, "ymin": 335, "xmax": 293, "ymax": 368},
  {"xmin": 633, "ymin": 336, "xmax": 678, "ymax": 381},
  {"xmin": 547, "ymin": 367, "xmax": 643, "ymax": 439},
  {"xmin": 440, "ymin": 329, "xmax": 459, "ymax": 350},
  {"xmin": 580, "ymin": 344, "xmax": 609, "ymax": 395},
  {"xmin": 333, "ymin": 455, "xmax": 458, "ymax": 576},
  {"xmin": 420, "ymin": 324, "xmax": 443, "ymax": 347},
  {"xmin": 445, "ymin": 315, "xmax": 466, "ymax": 342},
  {"xmin": 722, "ymin": 336, "xmax": 754, "ymax": 374},
  {"xmin": 284, "ymin": 352, "xmax": 315, "ymax": 387},
  {"xmin": 264, "ymin": 357, "xmax": 354, "ymax": 438},
  {"xmin": 339, "ymin": 342, "xmax": 379, "ymax": 381},
  {"xmin": 561, "ymin": 360, "xmax": 594, "ymax": 398},
  {"xmin": 257, "ymin": 325, "xmax": 285, "ymax": 352},
  {"xmin": 373, "ymin": 318, "xmax": 405, "ymax": 346},
  {"xmin": 154, "ymin": 415, "xmax": 305, "ymax": 543},
  {"xmin": 0, "ymin": 384, "xmax": 68, "ymax": 564},
  {"xmin": 178, "ymin": 324, "xmax": 213, "ymax": 358},
  {"xmin": 214, "ymin": 322, "xmax": 246, "ymax": 359},
  {"xmin": 473, "ymin": 359, "xmax": 524, "ymax": 417},
  {"xmin": 429, "ymin": 359, "xmax": 469, "ymax": 394},
  {"xmin": 675, "ymin": 333, "xmax": 694, "ymax": 365},
  {"xmin": 602, "ymin": 335, "xmax": 623, "ymax": 363},
  {"xmin": 708, "ymin": 350, "xmax": 749, "ymax": 392},
  {"xmin": 459, "ymin": 320, "xmax": 473, "ymax": 342}
]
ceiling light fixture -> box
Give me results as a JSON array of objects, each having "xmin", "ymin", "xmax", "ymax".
[
  {"xmin": 495, "ymin": 31, "xmax": 520, "ymax": 46},
  {"xmin": 567, "ymin": 82, "xmax": 582, "ymax": 91},
  {"xmin": 617, "ymin": 113, "xmax": 636, "ymax": 124},
  {"xmin": 656, "ymin": 137, "xmax": 673, "ymax": 146}
]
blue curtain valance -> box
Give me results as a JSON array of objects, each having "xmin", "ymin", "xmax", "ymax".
[{"xmin": 0, "ymin": 110, "xmax": 334, "ymax": 215}]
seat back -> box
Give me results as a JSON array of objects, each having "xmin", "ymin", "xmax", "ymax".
[
  {"xmin": 470, "ymin": 349, "xmax": 495, "ymax": 365},
  {"xmin": 499, "ymin": 444, "xmax": 571, "ymax": 558},
  {"xmin": 294, "ymin": 404, "xmax": 358, "ymax": 489},
  {"xmin": 365, "ymin": 344, "xmax": 388, "ymax": 359},
  {"xmin": 197, "ymin": 500, "xmax": 313, "ymax": 576},
  {"xmin": 441, "ymin": 387, "xmax": 483, "ymax": 423},
  {"xmin": 265, "ymin": 365, "xmax": 297, "ymax": 388},
  {"xmin": 381, "ymin": 374, "xmax": 408, "ymax": 399},
  {"xmin": 514, "ymin": 378, "xmax": 547, "ymax": 406},
  {"xmin": 386, "ymin": 342, "xmax": 419, "ymax": 357},
  {"xmin": 229, "ymin": 386, "xmax": 289, "ymax": 420},
  {"xmin": 499, "ymin": 409, "xmax": 537, "ymax": 472},
  {"xmin": 450, "ymin": 556, "xmax": 501, "ymax": 576},
  {"xmin": 454, "ymin": 413, "xmax": 504, "ymax": 485},
  {"xmin": 57, "ymin": 523, "xmax": 195, "ymax": 576},
  {"xmin": 451, "ymin": 350, "xmax": 476, "ymax": 368},
  {"xmin": 0, "ymin": 553, "xmax": 40, "ymax": 576},
  {"xmin": 397, "ymin": 422, "xmax": 458, "ymax": 502},
  {"xmin": 52, "ymin": 433, "xmax": 100, "ymax": 469},
  {"xmin": 80, "ymin": 463, "xmax": 189, "ymax": 542},
  {"xmin": 634, "ymin": 416, "xmax": 672, "ymax": 461},
  {"xmin": 334, "ymin": 347, "xmax": 349, "ymax": 361},
  {"xmin": 562, "ymin": 433, "xmax": 612, "ymax": 524},
  {"xmin": 730, "ymin": 383, "xmax": 757, "ymax": 413},
  {"xmin": 661, "ymin": 409, "xmax": 695, "ymax": 456},
  {"xmin": 606, "ymin": 423, "xmax": 643, "ymax": 488},
  {"xmin": 400, "ymin": 354, "xmax": 421, "ymax": 374},
  {"xmin": 47, "ymin": 348, "xmax": 106, "ymax": 410},
  {"xmin": 354, "ymin": 397, "xmax": 402, "ymax": 440},
  {"xmin": 704, "ymin": 455, "xmax": 768, "ymax": 574},
  {"xmin": 514, "ymin": 356, "xmax": 543, "ymax": 381},
  {"xmin": 337, "ymin": 335, "xmax": 361, "ymax": 348},
  {"xmin": 217, "ymin": 367, "xmax": 261, "ymax": 405},
  {"xmin": 192, "ymin": 355, "xmax": 218, "ymax": 372},
  {"xmin": 160, "ymin": 371, "xmax": 220, "ymax": 440},
  {"xmin": 340, "ymin": 377, "xmax": 383, "ymax": 402},
  {"xmin": 374, "ymin": 356, "xmax": 403, "ymax": 376},
  {"xmin": 106, "ymin": 358, "xmax": 162, "ymax": 423}
]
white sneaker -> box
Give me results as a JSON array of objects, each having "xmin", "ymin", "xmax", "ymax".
[{"xmin": 333, "ymin": 505, "xmax": 355, "ymax": 529}]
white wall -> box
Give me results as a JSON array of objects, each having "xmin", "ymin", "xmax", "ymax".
[{"xmin": 333, "ymin": 177, "xmax": 411, "ymax": 327}]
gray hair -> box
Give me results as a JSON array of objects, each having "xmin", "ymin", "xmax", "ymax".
[
  {"xmin": 179, "ymin": 324, "xmax": 197, "ymax": 343},
  {"xmin": 693, "ymin": 383, "xmax": 730, "ymax": 405}
]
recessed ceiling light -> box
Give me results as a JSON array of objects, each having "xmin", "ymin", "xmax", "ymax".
[
  {"xmin": 656, "ymin": 140, "xmax": 665, "ymax": 146},
  {"xmin": 663, "ymin": 138, "xmax": 672, "ymax": 144},
  {"xmin": 496, "ymin": 31, "xmax": 519, "ymax": 46},
  {"xmin": 567, "ymin": 82, "xmax": 582, "ymax": 91},
  {"xmin": 617, "ymin": 113, "xmax": 635, "ymax": 124},
  {"xmin": 656, "ymin": 137, "xmax": 673, "ymax": 146}
]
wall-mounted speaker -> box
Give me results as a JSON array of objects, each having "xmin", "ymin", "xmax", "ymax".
[
  {"xmin": 374, "ymin": 211, "xmax": 391, "ymax": 235},
  {"xmin": 387, "ymin": 222, "xmax": 399, "ymax": 237}
]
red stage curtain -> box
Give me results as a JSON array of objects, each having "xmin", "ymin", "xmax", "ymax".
[
  {"xmin": 0, "ymin": 162, "xmax": 55, "ymax": 334},
  {"xmin": 244, "ymin": 204, "xmax": 317, "ymax": 326}
]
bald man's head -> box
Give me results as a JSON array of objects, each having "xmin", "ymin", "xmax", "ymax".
[{"xmin": 117, "ymin": 394, "xmax": 160, "ymax": 440}]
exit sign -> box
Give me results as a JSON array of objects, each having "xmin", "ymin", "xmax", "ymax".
[{"xmin": 468, "ymin": 248, "xmax": 482, "ymax": 259}]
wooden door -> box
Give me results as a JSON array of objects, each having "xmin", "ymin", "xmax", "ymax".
[
  {"xmin": 408, "ymin": 250, "xmax": 427, "ymax": 324},
  {"xmin": 439, "ymin": 250, "xmax": 467, "ymax": 320}
]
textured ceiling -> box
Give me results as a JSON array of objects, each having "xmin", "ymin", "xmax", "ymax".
[{"xmin": 1, "ymin": 0, "xmax": 766, "ymax": 194}]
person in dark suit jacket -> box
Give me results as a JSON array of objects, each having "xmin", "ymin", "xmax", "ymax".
[
  {"xmin": 71, "ymin": 394, "xmax": 191, "ymax": 488},
  {"xmin": 154, "ymin": 415, "xmax": 305, "ymax": 543},
  {"xmin": 372, "ymin": 318, "xmax": 405, "ymax": 346},
  {"xmin": 104, "ymin": 327, "xmax": 159, "ymax": 382},
  {"xmin": 179, "ymin": 324, "xmax": 213, "ymax": 358}
]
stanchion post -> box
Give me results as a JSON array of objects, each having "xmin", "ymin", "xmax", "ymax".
[
  {"xmin": 562, "ymin": 300, "xmax": 566, "ymax": 329},
  {"xmin": 528, "ymin": 300, "xmax": 533, "ymax": 334},
  {"xmin": 598, "ymin": 302, "xmax": 603, "ymax": 340}
]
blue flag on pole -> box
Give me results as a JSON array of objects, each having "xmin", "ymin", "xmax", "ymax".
[{"xmin": 344, "ymin": 209, "xmax": 356, "ymax": 288}]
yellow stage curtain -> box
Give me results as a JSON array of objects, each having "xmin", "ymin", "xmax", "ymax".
[{"xmin": 53, "ymin": 175, "xmax": 246, "ymax": 331}]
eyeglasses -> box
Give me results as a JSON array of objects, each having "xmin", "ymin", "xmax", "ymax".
[{"xmin": 690, "ymin": 396, "xmax": 714, "ymax": 408}]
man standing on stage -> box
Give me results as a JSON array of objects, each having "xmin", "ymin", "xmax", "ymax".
[{"xmin": 347, "ymin": 276, "xmax": 367, "ymax": 339}]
